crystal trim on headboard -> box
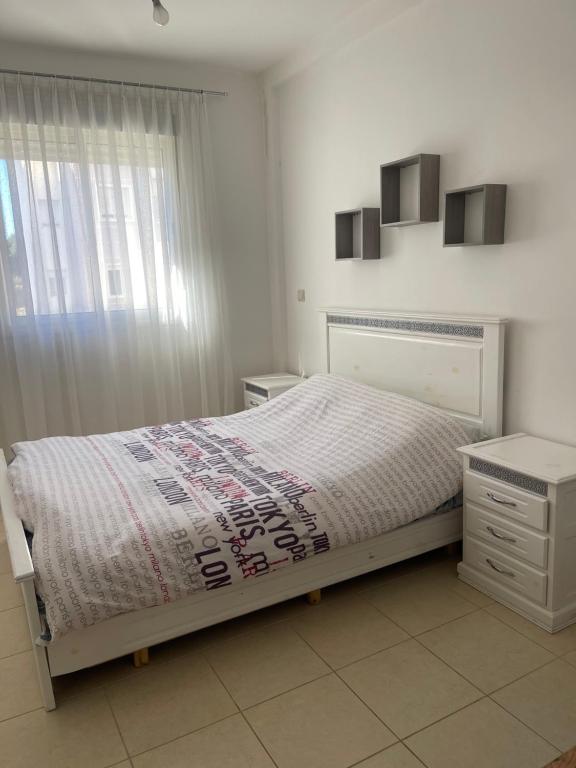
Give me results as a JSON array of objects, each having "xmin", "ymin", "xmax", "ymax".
[
  {"xmin": 469, "ymin": 457, "xmax": 548, "ymax": 497},
  {"xmin": 326, "ymin": 315, "xmax": 484, "ymax": 338}
]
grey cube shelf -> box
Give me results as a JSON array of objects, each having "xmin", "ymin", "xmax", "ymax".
[
  {"xmin": 335, "ymin": 208, "xmax": 380, "ymax": 261},
  {"xmin": 444, "ymin": 184, "xmax": 507, "ymax": 246},
  {"xmin": 380, "ymin": 153, "xmax": 440, "ymax": 226}
]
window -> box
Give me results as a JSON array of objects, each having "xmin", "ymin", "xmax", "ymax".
[
  {"xmin": 97, "ymin": 183, "xmax": 135, "ymax": 222},
  {"xmin": 0, "ymin": 125, "xmax": 175, "ymax": 318},
  {"xmin": 47, "ymin": 272, "xmax": 59, "ymax": 299},
  {"xmin": 107, "ymin": 268, "xmax": 123, "ymax": 297}
]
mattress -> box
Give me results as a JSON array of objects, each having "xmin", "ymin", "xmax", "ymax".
[{"xmin": 9, "ymin": 373, "xmax": 469, "ymax": 640}]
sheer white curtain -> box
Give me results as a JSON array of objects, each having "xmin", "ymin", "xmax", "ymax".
[{"xmin": 0, "ymin": 73, "xmax": 233, "ymax": 454}]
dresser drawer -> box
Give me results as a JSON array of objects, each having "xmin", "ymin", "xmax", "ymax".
[
  {"xmin": 464, "ymin": 471, "xmax": 548, "ymax": 531},
  {"xmin": 244, "ymin": 391, "xmax": 267, "ymax": 409},
  {"xmin": 464, "ymin": 536, "xmax": 548, "ymax": 605},
  {"xmin": 465, "ymin": 502, "xmax": 548, "ymax": 569}
]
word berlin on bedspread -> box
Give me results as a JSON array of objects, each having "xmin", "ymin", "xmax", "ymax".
[{"xmin": 9, "ymin": 374, "xmax": 469, "ymax": 640}]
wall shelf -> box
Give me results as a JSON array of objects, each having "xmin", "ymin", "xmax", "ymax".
[
  {"xmin": 444, "ymin": 184, "xmax": 507, "ymax": 246},
  {"xmin": 380, "ymin": 153, "xmax": 440, "ymax": 226},
  {"xmin": 335, "ymin": 208, "xmax": 380, "ymax": 261}
]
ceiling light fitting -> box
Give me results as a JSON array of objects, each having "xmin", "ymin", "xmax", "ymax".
[{"xmin": 151, "ymin": 0, "xmax": 170, "ymax": 27}]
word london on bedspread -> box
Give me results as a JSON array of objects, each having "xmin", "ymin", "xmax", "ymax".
[{"xmin": 9, "ymin": 374, "xmax": 469, "ymax": 640}]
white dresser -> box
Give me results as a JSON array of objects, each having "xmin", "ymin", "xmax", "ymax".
[
  {"xmin": 458, "ymin": 433, "xmax": 576, "ymax": 632},
  {"xmin": 241, "ymin": 373, "xmax": 303, "ymax": 410}
]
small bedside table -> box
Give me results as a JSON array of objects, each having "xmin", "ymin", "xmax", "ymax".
[
  {"xmin": 457, "ymin": 433, "xmax": 576, "ymax": 633},
  {"xmin": 241, "ymin": 373, "xmax": 304, "ymax": 410}
]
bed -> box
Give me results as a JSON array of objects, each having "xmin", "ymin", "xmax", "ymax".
[{"xmin": 0, "ymin": 308, "xmax": 506, "ymax": 709}]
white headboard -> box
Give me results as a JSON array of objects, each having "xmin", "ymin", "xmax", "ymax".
[{"xmin": 319, "ymin": 308, "xmax": 507, "ymax": 439}]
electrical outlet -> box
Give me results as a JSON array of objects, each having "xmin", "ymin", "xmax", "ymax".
[{"xmin": 297, "ymin": 289, "xmax": 306, "ymax": 302}]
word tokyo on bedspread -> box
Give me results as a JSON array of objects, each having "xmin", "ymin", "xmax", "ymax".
[{"xmin": 9, "ymin": 375, "xmax": 469, "ymax": 640}]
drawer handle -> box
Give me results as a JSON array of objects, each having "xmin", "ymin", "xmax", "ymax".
[
  {"xmin": 486, "ymin": 558, "xmax": 516, "ymax": 578},
  {"xmin": 486, "ymin": 491, "xmax": 517, "ymax": 508},
  {"xmin": 486, "ymin": 525, "xmax": 517, "ymax": 544}
]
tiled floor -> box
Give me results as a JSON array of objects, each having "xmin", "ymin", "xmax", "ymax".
[{"xmin": 1, "ymin": 525, "xmax": 575, "ymax": 768}]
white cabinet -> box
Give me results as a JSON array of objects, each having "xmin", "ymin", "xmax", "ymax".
[
  {"xmin": 458, "ymin": 433, "xmax": 576, "ymax": 632},
  {"xmin": 241, "ymin": 374, "xmax": 304, "ymax": 410}
]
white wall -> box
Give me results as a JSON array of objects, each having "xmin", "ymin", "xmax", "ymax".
[
  {"xmin": 268, "ymin": 0, "xmax": 576, "ymax": 444},
  {"xmin": 0, "ymin": 40, "xmax": 273, "ymax": 410}
]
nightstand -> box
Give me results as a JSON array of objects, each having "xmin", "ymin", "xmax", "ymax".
[
  {"xmin": 241, "ymin": 373, "xmax": 304, "ymax": 410},
  {"xmin": 457, "ymin": 433, "xmax": 576, "ymax": 633}
]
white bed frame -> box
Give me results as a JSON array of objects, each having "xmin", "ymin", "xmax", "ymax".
[{"xmin": 0, "ymin": 308, "xmax": 506, "ymax": 710}]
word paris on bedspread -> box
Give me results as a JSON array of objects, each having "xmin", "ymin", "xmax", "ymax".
[{"xmin": 9, "ymin": 374, "xmax": 468, "ymax": 640}]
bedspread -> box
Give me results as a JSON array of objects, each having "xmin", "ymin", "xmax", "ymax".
[{"xmin": 9, "ymin": 374, "xmax": 469, "ymax": 640}]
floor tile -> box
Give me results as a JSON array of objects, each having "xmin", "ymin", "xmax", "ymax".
[
  {"xmin": 486, "ymin": 603, "xmax": 576, "ymax": 656},
  {"xmin": 245, "ymin": 674, "xmax": 396, "ymax": 768},
  {"xmin": 543, "ymin": 747, "xmax": 576, "ymax": 767},
  {"xmin": 365, "ymin": 570, "xmax": 478, "ymax": 635},
  {"xmin": 192, "ymin": 598, "xmax": 311, "ymax": 649},
  {"xmin": 291, "ymin": 595, "xmax": 408, "ymax": 668},
  {"xmin": 151, "ymin": 625, "xmax": 217, "ymax": 658},
  {"xmin": 355, "ymin": 743, "xmax": 426, "ymax": 767},
  {"xmin": 53, "ymin": 653, "xmax": 148, "ymax": 700},
  {"xmin": 0, "ymin": 650, "xmax": 42, "ymax": 721},
  {"xmin": 0, "ymin": 573, "xmax": 22, "ymax": 611},
  {"xmin": 203, "ymin": 623, "xmax": 329, "ymax": 708},
  {"xmin": 340, "ymin": 639, "xmax": 481, "ymax": 738},
  {"xmin": 406, "ymin": 698, "xmax": 559, "ymax": 768},
  {"xmin": 0, "ymin": 605, "xmax": 31, "ymax": 658},
  {"xmin": 419, "ymin": 610, "xmax": 554, "ymax": 692},
  {"xmin": 0, "ymin": 689, "xmax": 127, "ymax": 768},
  {"xmin": 132, "ymin": 714, "xmax": 274, "ymax": 768},
  {"xmin": 419, "ymin": 558, "xmax": 494, "ymax": 607},
  {"xmin": 107, "ymin": 653, "xmax": 237, "ymax": 755},
  {"xmin": 492, "ymin": 659, "xmax": 576, "ymax": 751},
  {"xmin": 564, "ymin": 649, "xmax": 576, "ymax": 668},
  {"xmin": 450, "ymin": 580, "xmax": 494, "ymax": 607},
  {"xmin": 353, "ymin": 550, "xmax": 455, "ymax": 594},
  {"xmin": 53, "ymin": 631, "xmax": 217, "ymax": 702}
]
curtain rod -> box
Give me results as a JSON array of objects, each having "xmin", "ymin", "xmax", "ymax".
[{"xmin": 0, "ymin": 68, "xmax": 227, "ymax": 97}]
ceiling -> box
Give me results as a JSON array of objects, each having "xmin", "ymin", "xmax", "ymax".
[{"xmin": 0, "ymin": 0, "xmax": 373, "ymax": 72}]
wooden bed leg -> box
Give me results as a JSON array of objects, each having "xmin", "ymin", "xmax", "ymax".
[
  {"xmin": 306, "ymin": 589, "xmax": 322, "ymax": 605},
  {"xmin": 133, "ymin": 648, "xmax": 150, "ymax": 668}
]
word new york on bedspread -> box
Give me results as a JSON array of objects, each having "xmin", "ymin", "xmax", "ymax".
[{"xmin": 9, "ymin": 374, "xmax": 469, "ymax": 641}]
